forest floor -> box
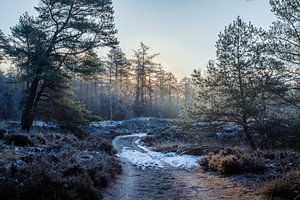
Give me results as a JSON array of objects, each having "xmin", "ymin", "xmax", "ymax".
[{"xmin": 1, "ymin": 118, "xmax": 299, "ymax": 200}]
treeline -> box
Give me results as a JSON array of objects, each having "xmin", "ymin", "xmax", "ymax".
[
  {"xmin": 73, "ymin": 43, "xmax": 195, "ymax": 120},
  {"xmin": 0, "ymin": 0, "xmax": 196, "ymax": 131},
  {"xmin": 185, "ymin": 0, "xmax": 300, "ymax": 149},
  {"xmin": 0, "ymin": 43, "xmax": 197, "ymax": 121},
  {"xmin": 0, "ymin": 71, "xmax": 25, "ymax": 120},
  {"xmin": 0, "ymin": 43, "xmax": 196, "ymax": 122}
]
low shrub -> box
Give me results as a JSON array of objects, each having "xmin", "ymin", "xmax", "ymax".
[
  {"xmin": 260, "ymin": 171, "xmax": 300, "ymax": 200},
  {"xmin": 0, "ymin": 129, "xmax": 7, "ymax": 140},
  {"xmin": 0, "ymin": 155, "xmax": 121, "ymax": 200},
  {"xmin": 253, "ymin": 118, "xmax": 300, "ymax": 150},
  {"xmin": 67, "ymin": 176, "xmax": 100, "ymax": 200},
  {"xmin": 0, "ymin": 130, "xmax": 122, "ymax": 200},
  {"xmin": 200, "ymin": 149, "xmax": 265, "ymax": 175},
  {"xmin": 260, "ymin": 179, "xmax": 293, "ymax": 200},
  {"xmin": 82, "ymin": 135, "xmax": 116, "ymax": 155},
  {"xmin": 0, "ymin": 165, "xmax": 103, "ymax": 200},
  {"xmin": 4, "ymin": 134, "xmax": 34, "ymax": 147}
]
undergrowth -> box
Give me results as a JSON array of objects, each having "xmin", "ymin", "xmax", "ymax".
[{"xmin": 0, "ymin": 126, "xmax": 121, "ymax": 200}]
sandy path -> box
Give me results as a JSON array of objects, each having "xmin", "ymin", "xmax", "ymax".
[{"xmin": 102, "ymin": 134, "xmax": 219, "ymax": 200}]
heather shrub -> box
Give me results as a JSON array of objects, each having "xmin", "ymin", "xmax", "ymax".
[
  {"xmin": 67, "ymin": 176, "xmax": 100, "ymax": 200},
  {"xmin": 253, "ymin": 118, "xmax": 300, "ymax": 150},
  {"xmin": 18, "ymin": 171, "xmax": 68, "ymax": 200},
  {"xmin": 261, "ymin": 179, "xmax": 292, "ymax": 200},
  {"xmin": 200, "ymin": 149, "xmax": 265, "ymax": 175},
  {"xmin": 0, "ymin": 163, "xmax": 67, "ymax": 200},
  {"xmin": 0, "ymin": 156, "xmax": 120, "ymax": 200},
  {"xmin": 0, "ymin": 129, "xmax": 121, "ymax": 200},
  {"xmin": 82, "ymin": 135, "xmax": 116, "ymax": 155},
  {"xmin": 4, "ymin": 134, "xmax": 34, "ymax": 147},
  {"xmin": 260, "ymin": 171, "xmax": 300, "ymax": 200}
]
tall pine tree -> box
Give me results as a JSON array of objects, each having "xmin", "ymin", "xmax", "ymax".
[
  {"xmin": 190, "ymin": 17, "xmax": 270, "ymax": 149},
  {"xmin": 4, "ymin": 0, "xmax": 117, "ymax": 131},
  {"xmin": 267, "ymin": 0, "xmax": 300, "ymax": 108}
]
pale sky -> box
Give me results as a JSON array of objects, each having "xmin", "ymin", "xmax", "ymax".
[{"xmin": 0, "ymin": 0, "xmax": 276, "ymax": 78}]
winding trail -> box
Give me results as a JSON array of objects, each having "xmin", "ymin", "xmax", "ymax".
[{"xmin": 102, "ymin": 134, "xmax": 218, "ymax": 200}]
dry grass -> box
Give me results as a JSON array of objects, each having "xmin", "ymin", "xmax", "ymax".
[{"xmin": 177, "ymin": 170, "xmax": 262, "ymax": 200}]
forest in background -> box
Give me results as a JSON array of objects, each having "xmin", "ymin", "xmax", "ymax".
[{"xmin": 0, "ymin": 42, "xmax": 195, "ymax": 121}]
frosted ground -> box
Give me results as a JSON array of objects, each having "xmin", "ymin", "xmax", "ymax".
[
  {"xmin": 116, "ymin": 133, "xmax": 201, "ymax": 170},
  {"xmin": 90, "ymin": 119, "xmax": 201, "ymax": 170}
]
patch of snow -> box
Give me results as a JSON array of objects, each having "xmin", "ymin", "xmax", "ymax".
[
  {"xmin": 216, "ymin": 132, "xmax": 222, "ymax": 136},
  {"xmin": 33, "ymin": 121, "xmax": 57, "ymax": 128},
  {"xmin": 223, "ymin": 122, "xmax": 243, "ymax": 132},
  {"xmin": 136, "ymin": 117, "xmax": 152, "ymax": 121},
  {"xmin": 137, "ymin": 143, "xmax": 200, "ymax": 170},
  {"xmin": 160, "ymin": 153, "xmax": 200, "ymax": 169},
  {"xmin": 215, "ymin": 122, "xmax": 243, "ymax": 137},
  {"xmin": 117, "ymin": 147, "xmax": 164, "ymax": 170},
  {"xmin": 90, "ymin": 120, "xmax": 122, "ymax": 128},
  {"xmin": 118, "ymin": 133, "xmax": 147, "ymax": 139},
  {"xmin": 134, "ymin": 138, "xmax": 141, "ymax": 145},
  {"xmin": 90, "ymin": 118, "xmax": 171, "ymax": 129},
  {"xmin": 117, "ymin": 134, "xmax": 201, "ymax": 170},
  {"xmin": 90, "ymin": 118, "xmax": 152, "ymax": 128}
]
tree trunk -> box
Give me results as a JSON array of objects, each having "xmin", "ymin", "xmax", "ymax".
[
  {"xmin": 242, "ymin": 122, "xmax": 256, "ymax": 150},
  {"xmin": 109, "ymin": 67, "xmax": 113, "ymax": 120},
  {"xmin": 135, "ymin": 65, "xmax": 141, "ymax": 117},
  {"xmin": 21, "ymin": 78, "xmax": 40, "ymax": 131}
]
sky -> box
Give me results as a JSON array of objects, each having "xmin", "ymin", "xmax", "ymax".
[{"xmin": 0, "ymin": 0, "xmax": 276, "ymax": 78}]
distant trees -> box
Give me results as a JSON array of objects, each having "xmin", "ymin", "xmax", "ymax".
[
  {"xmin": 152, "ymin": 65, "xmax": 181, "ymax": 118},
  {"xmin": 178, "ymin": 77, "xmax": 196, "ymax": 109},
  {"xmin": 3, "ymin": 0, "xmax": 117, "ymax": 131},
  {"xmin": 0, "ymin": 73, "xmax": 25, "ymax": 120},
  {"xmin": 72, "ymin": 42, "xmax": 184, "ymax": 120},
  {"xmin": 106, "ymin": 47, "xmax": 131, "ymax": 119},
  {"xmin": 0, "ymin": 74, "xmax": 13, "ymax": 120},
  {"xmin": 0, "ymin": 31, "xmax": 23, "ymax": 120},
  {"xmin": 132, "ymin": 42, "xmax": 159, "ymax": 116},
  {"xmin": 107, "ymin": 47, "xmax": 130, "ymax": 89},
  {"xmin": 0, "ymin": 31, "xmax": 5, "ymax": 61}
]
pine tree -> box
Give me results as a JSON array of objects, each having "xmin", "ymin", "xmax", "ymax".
[
  {"xmin": 190, "ymin": 17, "xmax": 270, "ymax": 149},
  {"xmin": 106, "ymin": 47, "xmax": 130, "ymax": 119},
  {"xmin": 0, "ymin": 30, "xmax": 7, "ymax": 62},
  {"xmin": 132, "ymin": 42, "xmax": 159, "ymax": 116},
  {"xmin": 179, "ymin": 77, "xmax": 195, "ymax": 108},
  {"xmin": 267, "ymin": 0, "xmax": 300, "ymax": 108},
  {"xmin": 4, "ymin": 0, "xmax": 117, "ymax": 131},
  {"xmin": 269, "ymin": 0, "xmax": 300, "ymax": 65}
]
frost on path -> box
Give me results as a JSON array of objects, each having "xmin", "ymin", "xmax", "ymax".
[
  {"xmin": 116, "ymin": 134, "xmax": 201, "ymax": 170},
  {"xmin": 33, "ymin": 121, "xmax": 57, "ymax": 128},
  {"xmin": 118, "ymin": 147, "xmax": 165, "ymax": 170}
]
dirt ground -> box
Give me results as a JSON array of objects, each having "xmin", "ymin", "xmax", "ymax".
[{"xmin": 103, "ymin": 134, "xmax": 262, "ymax": 200}]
